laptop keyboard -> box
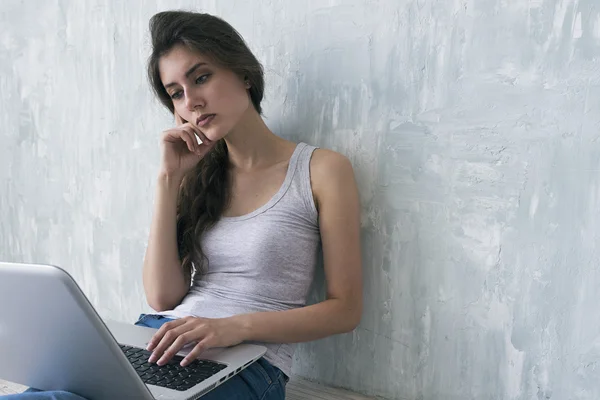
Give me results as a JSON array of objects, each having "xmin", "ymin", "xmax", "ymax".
[{"xmin": 119, "ymin": 344, "xmax": 228, "ymax": 392}]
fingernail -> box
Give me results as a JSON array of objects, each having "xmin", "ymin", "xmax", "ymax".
[{"xmin": 148, "ymin": 355, "xmax": 156, "ymax": 363}]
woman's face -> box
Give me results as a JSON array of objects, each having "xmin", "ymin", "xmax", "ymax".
[{"xmin": 158, "ymin": 44, "xmax": 251, "ymax": 142}]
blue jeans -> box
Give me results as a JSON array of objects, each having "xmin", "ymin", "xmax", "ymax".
[{"xmin": 2, "ymin": 314, "xmax": 287, "ymax": 399}]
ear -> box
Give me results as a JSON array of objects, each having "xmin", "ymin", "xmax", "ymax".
[{"xmin": 243, "ymin": 74, "xmax": 251, "ymax": 89}]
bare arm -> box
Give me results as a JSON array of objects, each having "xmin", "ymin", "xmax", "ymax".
[
  {"xmin": 142, "ymin": 174, "xmax": 190, "ymax": 312},
  {"xmin": 143, "ymin": 112, "xmax": 216, "ymax": 312},
  {"xmin": 234, "ymin": 149, "xmax": 363, "ymax": 342}
]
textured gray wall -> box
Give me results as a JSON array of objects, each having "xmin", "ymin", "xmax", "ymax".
[{"xmin": 2, "ymin": 0, "xmax": 600, "ymax": 399}]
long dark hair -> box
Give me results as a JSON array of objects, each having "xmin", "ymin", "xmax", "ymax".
[{"xmin": 147, "ymin": 10, "xmax": 265, "ymax": 278}]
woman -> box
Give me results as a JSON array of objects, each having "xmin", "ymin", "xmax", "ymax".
[{"xmin": 8, "ymin": 10, "xmax": 362, "ymax": 400}]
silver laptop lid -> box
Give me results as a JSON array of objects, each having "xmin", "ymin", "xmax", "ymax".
[{"xmin": 0, "ymin": 262, "xmax": 154, "ymax": 400}]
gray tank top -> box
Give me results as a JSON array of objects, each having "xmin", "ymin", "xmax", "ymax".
[{"xmin": 155, "ymin": 142, "xmax": 321, "ymax": 377}]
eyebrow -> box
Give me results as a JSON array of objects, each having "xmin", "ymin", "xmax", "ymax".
[{"xmin": 164, "ymin": 62, "xmax": 207, "ymax": 89}]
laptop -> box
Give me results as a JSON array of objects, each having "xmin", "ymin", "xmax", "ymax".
[{"xmin": 0, "ymin": 262, "xmax": 267, "ymax": 399}]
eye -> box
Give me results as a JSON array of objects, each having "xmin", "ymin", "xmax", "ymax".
[
  {"xmin": 170, "ymin": 90, "xmax": 183, "ymax": 100},
  {"xmin": 195, "ymin": 74, "xmax": 210, "ymax": 84}
]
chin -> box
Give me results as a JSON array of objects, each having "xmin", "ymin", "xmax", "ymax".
[{"xmin": 205, "ymin": 127, "xmax": 228, "ymax": 143}]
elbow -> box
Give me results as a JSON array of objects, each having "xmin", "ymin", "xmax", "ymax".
[
  {"xmin": 146, "ymin": 299, "xmax": 169, "ymax": 313},
  {"xmin": 143, "ymin": 280, "xmax": 188, "ymax": 313},
  {"xmin": 146, "ymin": 295, "xmax": 178, "ymax": 313},
  {"xmin": 344, "ymin": 310, "xmax": 362, "ymax": 333},
  {"xmin": 340, "ymin": 300, "xmax": 362, "ymax": 333}
]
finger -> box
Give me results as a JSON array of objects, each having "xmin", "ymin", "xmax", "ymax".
[
  {"xmin": 149, "ymin": 328, "xmax": 187, "ymax": 363},
  {"xmin": 146, "ymin": 318, "xmax": 187, "ymax": 355},
  {"xmin": 176, "ymin": 128, "xmax": 197, "ymax": 154},
  {"xmin": 190, "ymin": 125, "xmax": 210, "ymax": 147},
  {"xmin": 181, "ymin": 126, "xmax": 201, "ymax": 154},
  {"xmin": 151, "ymin": 323, "xmax": 200, "ymax": 365},
  {"xmin": 182, "ymin": 125, "xmax": 206, "ymax": 153},
  {"xmin": 162, "ymin": 129, "xmax": 194, "ymax": 154},
  {"xmin": 147, "ymin": 318, "xmax": 187, "ymax": 350},
  {"xmin": 174, "ymin": 111, "xmax": 185, "ymax": 126},
  {"xmin": 181, "ymin": 339, "xmax": 211, "ymax": 367},
  {"xmin": 157, "ymin": 332, "xmax": 198, "ymax": 366}
]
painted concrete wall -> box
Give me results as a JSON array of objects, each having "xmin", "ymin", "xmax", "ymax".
[{"xmin": 2, "ymin": 0, "xmax": 600, "ymax": 398}]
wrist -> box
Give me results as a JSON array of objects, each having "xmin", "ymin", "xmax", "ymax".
[
  {"xmin": 157, "ymin": 171, "xmax": 183, "ymax": 191},
  {"xmin": 230, "ymin": 314, "xmax": 253, "ymax": 342}
]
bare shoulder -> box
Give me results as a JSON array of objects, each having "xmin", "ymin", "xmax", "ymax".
[
  {"xmin": 310, "ymin": 148, "xmax": 357, "ymax": 209},
  {"xmin": 311, "ymin": 148, "xmax": 354, "ymax": 179}
]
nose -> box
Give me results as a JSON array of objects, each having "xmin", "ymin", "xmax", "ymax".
[{"xmin": 184, "ymin": 88, "xmax": 204, "ymax": 111}]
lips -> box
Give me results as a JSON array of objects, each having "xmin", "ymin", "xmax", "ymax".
[{"xmin": 196, "ymin": 114, "xmax": 215, "ymax": 128}]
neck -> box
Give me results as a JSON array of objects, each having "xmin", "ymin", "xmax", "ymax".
[{"xmin": 224, "ymin": 107, "xmax": 288, "ymax": 171}]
